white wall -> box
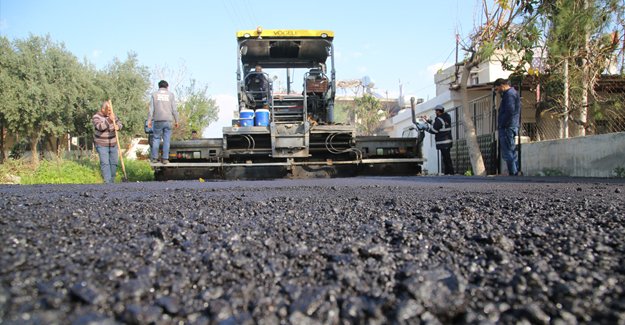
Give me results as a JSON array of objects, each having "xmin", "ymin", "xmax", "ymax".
[
  {"xmin": 386, "ymin": 91, "xmax": 464, "ymax": 174},
  {"xmin": 521, "ymin": 132, "xmax": 625, "ymax": 177}
]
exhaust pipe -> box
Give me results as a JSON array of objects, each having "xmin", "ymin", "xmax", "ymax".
[
  {"xmin": 410, "ymin": 97, "xmax": 418, "ymax": 126},
  {"xmin": 410, "ymin": 97, "xmax": 426, "ymax": 146}
]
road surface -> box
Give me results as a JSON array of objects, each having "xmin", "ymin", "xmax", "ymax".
[{"xmin": 1, "ymin": 176, "xmax": 624, "ymax": 324}]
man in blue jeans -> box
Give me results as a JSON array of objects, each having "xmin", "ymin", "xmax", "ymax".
[
  {"xmin": 148, "ymin": 80, "xmax": 179, "ymax": 164},
  {"xmin": 494, "ymin": 78, "xmax": 521, "ymax": 176},
  {"xmin": 92, "ymin": 101, "xmax": 123, "ymax": 183}
]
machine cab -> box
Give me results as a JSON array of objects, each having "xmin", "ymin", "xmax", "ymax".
[{"xmin": 236, "ymin": 28, "xmax": 336, "ymax": 125}]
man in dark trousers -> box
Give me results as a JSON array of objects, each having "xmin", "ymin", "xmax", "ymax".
[
  {"xmin": 494, "ymin": 78, "xmax": 521, "ymax": 176},
  {"xmin": 422, "ymin": 105, "xmax": 455, "ymax": 175}
]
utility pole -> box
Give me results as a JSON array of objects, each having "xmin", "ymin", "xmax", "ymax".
[{"xmin": 562, "ymin": 59, "xmax": 569, "ymax": 139}]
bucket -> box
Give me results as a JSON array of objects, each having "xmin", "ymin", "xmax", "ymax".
[
  {"xmin": 255, "ymin": 109, "xmax": 270, "ymax": 126},
  {"xmin": 239, "ymin": 109, "xmax": 254, "ymax": 127}
]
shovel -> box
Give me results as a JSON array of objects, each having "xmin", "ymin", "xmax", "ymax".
[{"xmin": 107, "ymin": 100, "xmax": 128, "ymax": 182}]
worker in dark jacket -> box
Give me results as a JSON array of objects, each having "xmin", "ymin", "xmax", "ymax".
[
  {"xmin": 422, "ymin": 105, "xmax": 455, "ymax": 175},
  {"xmin": 494, "ymin": 78, "xmax": 521, "ymax": 176}
]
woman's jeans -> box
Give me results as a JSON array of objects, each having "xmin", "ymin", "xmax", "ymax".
[{"xmin": 96, "ymin": 145, "xmax": 118, "ymax": 183}]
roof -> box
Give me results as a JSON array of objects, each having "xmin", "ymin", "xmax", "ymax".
[
  {"xmin": 236, "ymin": 29, "xmax": 334, "ymax": 40},
  {"xmin": 237, "ymin": 30, "xmax": 335, "ymax": 69}
]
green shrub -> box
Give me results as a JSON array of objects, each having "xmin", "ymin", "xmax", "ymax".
[
  {"xmin": 614, "ymin": 166, "xmax": 625, "ymax": 178},
  {"xmin": 1, "ymin": 156, "xmax": 155, "ymax": 184},
  {"xmin": 118, "ymin": 159, "xmax": 154, "ymax": 182},
  {"xmin": 0, "ymin": 159, "xmax": 31, "ymax": 184},
  {"xmin": 20, "ymin": 158, "xmax": 102, "ymax": 184}
]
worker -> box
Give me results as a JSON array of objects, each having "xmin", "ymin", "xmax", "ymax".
[
  {"xmin": 421, "ymin": 105, "xmax": 455, "ymax": 175},
  {"xmin": 144, "ymin": 119, "xmax": 153, "ymax": 155},
  {"xmin": 245, "ymin": 65, "xmax": 270, "ymax": 101},
  {"xmin": 191, "ymin": 130, "xmax": 199, "ymax": 139},
  {"xmin": 148, "ymin": 80, "xmax": 179, "ymax": 164},
  {"xmin": 494, "ymin": 78, "xmax": 521, "ymax": 176},
  {"xmin": 92, "ymin": 100, "xmax": 123, "ymax": 183}
]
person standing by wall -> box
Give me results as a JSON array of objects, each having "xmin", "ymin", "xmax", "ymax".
[
  {"xmin": 494, "ymin": 78, "xmax": 521, "ymax": 176},
  {"xmin": 148, "ymin": 80, "xmax": 179, "ymax": 164},
  {"xmin": 422, "ymin": 105, "xmax": 455, "ymax": 175},
  {"xmin": 92, "ymin": 101, "xmax": 123, "ymax": 183}
]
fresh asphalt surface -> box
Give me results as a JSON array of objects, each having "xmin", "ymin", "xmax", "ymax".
[{"xmin": 1, "ymin": 176, "xmax": 624, "ymax": 324}]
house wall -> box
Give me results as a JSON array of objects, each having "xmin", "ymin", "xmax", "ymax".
[
  {"xmin": 384, "ymin": 90, "xmax": 469, "ymax": 174},
  {"xmin": 521, "ymin": 132, "xmax": 625, "ymax": 177}
]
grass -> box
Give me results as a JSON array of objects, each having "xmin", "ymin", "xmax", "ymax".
[{"xmin": 0, "ymin": 156, "xmax": 154, "ymax": 184}]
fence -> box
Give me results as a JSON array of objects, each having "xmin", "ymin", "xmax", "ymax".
[
  {"xmin": 519, "ymin": 75, "xmax": 625, "ymax": 142},
  {"xmin": 451, "ymin": 94, "xmax": 499, "ymax": 174},
  {"xmin": 449, "ymin": 80, "xmax": 625, "ymax": 175}
]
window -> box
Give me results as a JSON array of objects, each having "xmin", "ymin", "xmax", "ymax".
[{"xmin": 470, "ymin": 72, "xmax": 479, "ymax": 86}]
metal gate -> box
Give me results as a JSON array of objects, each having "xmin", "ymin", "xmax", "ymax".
[{"xmin": 451, "ymin": 94, "xmax": 498, "ymax": 175}]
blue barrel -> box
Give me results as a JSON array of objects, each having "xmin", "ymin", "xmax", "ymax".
[
  {"xmin": 255, "ymin": 109, "xmax": 270, "ymax": 126},
  {"xmin": 239, "ymin": 109, "xmax": 254, "ymax": 127}
]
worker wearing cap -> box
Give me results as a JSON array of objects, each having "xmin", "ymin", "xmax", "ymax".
[{"xmin": 422, "ymin": 105, "xmax": 455, "ymax": 175}]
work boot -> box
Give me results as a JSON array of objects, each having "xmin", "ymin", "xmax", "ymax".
[
  {"xmin": 150, "ymin": 158, "xmax": 159, "ymax": 163},
  {"xmin": 162, "ymin": 159, "xmax": 169, "ymax": 164}
]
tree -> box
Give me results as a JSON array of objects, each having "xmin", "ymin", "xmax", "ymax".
[
  {"xmin": 3, "ymin": 35, "xmax": 86, "ymax": 164},
  {"xmin": 0, "ymin": 36, "xmax": 18, "ymax": 163},
  {"xmin": 541, "ymin": 0, "xmax": 623, "ymax": 137},
  {"xmin": 351, "ymin": 94, "xmax": 388, "ymax": 135},
  {"xmin": 98, "ymin": 53, "xmax": 151, "ymax": 141},
  {"xmin": 332, "ymin": 102, "xmax": 352, "ymax": 124},
  {"xmin": 172, "ymin": 79, "xmax": 219, "ymax": 140},
  {"xmin": 456, "ymin": 0, "xmax": 542, "ymax": 176}
]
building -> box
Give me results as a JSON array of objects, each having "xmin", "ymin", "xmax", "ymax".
[{"xmin": 381, "ymin": 54, "xmax": 518, "ymax": 175}]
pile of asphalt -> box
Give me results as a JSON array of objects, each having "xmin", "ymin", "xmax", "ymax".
[{"xmin": 1, "ymin": 178, "xmax": 624, "ymax": 324}]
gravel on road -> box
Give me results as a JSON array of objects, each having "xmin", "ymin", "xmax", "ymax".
[{"xmin": 1, "ymin": 176, "xmax": 624, "ymax": 324}]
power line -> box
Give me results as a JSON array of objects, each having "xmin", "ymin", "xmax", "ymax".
[
  {"xmin": 240, "ymin": 0, "xmax": 257, "ymax": 28},
  {"xmin": 221, "ymin": 0, "xmax": 238, "ymax": 30},
  {"xmin": 441, "ymin": 46, "xmax": 456, "ymax": 69}
]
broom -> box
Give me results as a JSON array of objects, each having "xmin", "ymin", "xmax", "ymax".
[{"xmin": 107, "ymin": 100, "xmax": 128, "ymax": 182}]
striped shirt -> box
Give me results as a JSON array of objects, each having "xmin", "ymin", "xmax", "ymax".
[{"xmin": 92, "ymin": 112, "xmax": 123, "ymax": 147}]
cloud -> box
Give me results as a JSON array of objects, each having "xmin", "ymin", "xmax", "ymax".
[
  {"xmin": 424, "ymin": 62, "xmax": 452, "ymax": 77},
  {"xmin": 357, "ymin": 66, "xmax": 368, "ymax": 74},
  {"xmin": 0, "ymin": 19, "xmax": 7, "ymax": 31},
  {"xmin": 203, "ymin": 94, "xmax": 237, "ymax": 138}
]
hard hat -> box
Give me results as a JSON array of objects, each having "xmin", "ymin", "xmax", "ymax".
[{"xmin": 434, "ymin": 105, "xmax": 445, "ymax": 112}]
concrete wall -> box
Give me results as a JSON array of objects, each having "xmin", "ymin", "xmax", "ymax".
[{"xmin": 521, "ymin": 132, "xmax": 625, "ymax": 177}]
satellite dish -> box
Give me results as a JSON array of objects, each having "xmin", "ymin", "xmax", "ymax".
[{"xmin": 361, "ymin": 76, "xmax": 371, "ymax": 87}]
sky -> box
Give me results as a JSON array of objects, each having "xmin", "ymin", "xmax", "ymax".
[{"xmin": 0, "ymin": 0, "xmax": 483, "ymax": 137}]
